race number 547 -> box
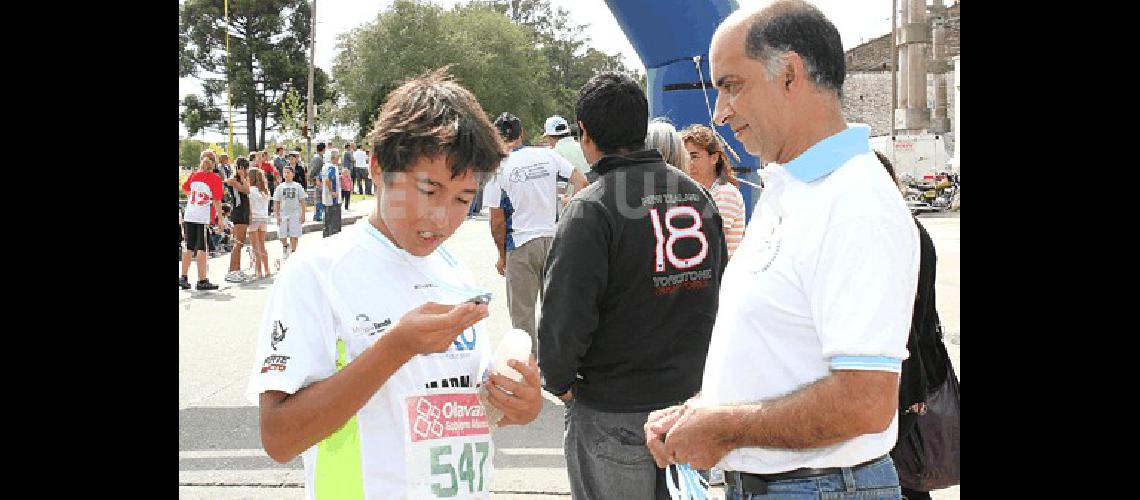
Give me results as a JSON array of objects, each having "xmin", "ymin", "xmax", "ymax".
[
  {"xmin": 649, "ymin": 206, "xmax": 708, "ymax": 272},
  {"xmin": 430, "ymin": 441, "xmax": 490, "ymax": 497}
]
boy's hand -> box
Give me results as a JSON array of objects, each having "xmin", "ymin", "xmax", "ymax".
[
  {"xmin": 485, "ymin": 356, "xmax": 542, "ymax": 426},
  {"xmin": 387, "ymin": 302, "xmax": 488, "ymax": 357}
]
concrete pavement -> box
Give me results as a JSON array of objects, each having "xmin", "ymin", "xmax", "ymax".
[{"xmin": 179, "ymin": 208, "xmax": 960, "ymax": 499}]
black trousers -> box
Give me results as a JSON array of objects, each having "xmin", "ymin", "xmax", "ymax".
[{"xmin": 322, "ymin": 204, "xmax": 342, "ymax": 237}]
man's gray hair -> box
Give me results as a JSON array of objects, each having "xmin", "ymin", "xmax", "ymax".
[{"xmin": 742, "ymin": 0, "xmax": 845, "ymax": 95}]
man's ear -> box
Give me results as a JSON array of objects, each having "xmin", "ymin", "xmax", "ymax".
[
  {"xmin": 578, "ymin": 122, "xmax": 591, "ymax": 146},
  {"xmin": 784, "ymin": 52, "xmax": 807, "ymax": 93},
  {"xmin": 370, "ymin": 154, "xmax": 382, "ymax": 177}
]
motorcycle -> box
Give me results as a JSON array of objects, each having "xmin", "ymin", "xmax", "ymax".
[{"xmin": 902, "ymin": 173, "xmax": 959, "ymax": 215}]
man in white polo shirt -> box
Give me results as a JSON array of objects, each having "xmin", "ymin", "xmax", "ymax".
[
  {"xmin": 645, "ymin": 2, "xmax": 919, "ymax": 499},
  {"xmin": 483, "ymin": 112, "xmax": 587, "ymax": 357}
]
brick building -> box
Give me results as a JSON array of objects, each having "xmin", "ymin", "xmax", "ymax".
[{"xmin": 841, "ymin": 1, "xmax": 959, "ymax": 152}]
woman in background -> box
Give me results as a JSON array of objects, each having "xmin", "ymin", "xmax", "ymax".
[{"xmin": 681, "ymin": 124, "xmax": 746, "ymax": 259}]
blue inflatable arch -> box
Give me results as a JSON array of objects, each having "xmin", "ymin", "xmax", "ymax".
[{"xmin": 603, "ymin": 0, "xmax": 760, "ymax": 221}]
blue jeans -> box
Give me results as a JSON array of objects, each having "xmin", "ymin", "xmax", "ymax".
[{"xmin": 725, "ymin": 455, "xmax": 902, "ymax": 499}]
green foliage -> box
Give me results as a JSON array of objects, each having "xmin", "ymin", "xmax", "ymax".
[
  {"xmin": 180, "ymin": 138, "xmax": 250, "ymax": 169},
  {"xmin": 331, "ymin": 0, "xmax": 638, "ymax": 146},
  {"xmin": 179, "ymin": 0, "xmax": 332, "ymax": 149},
  {"xmin": 278, "ymin": 86, "xmax": 306, "ymax": 142},
  {"xmin": 180, "ymin": 94, "xmax": 223, "ymax": 137}
]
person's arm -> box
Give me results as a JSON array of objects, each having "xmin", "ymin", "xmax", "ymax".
[
  {"xmin": 299, "ymin": 195, "xmax": 307, "ymax": 223},
  {"xmin": 489, "ymin": 208, "xmax": 507, "ymax": 275},
  {"xmin": 537, "ymin": 199, "xmax": 610, "ymax": 401},
  {"xmin": 568, "ymin": 169, "xmax": 587, "ymax": 193},
  {"xmin": 553, "ymin": 153, "xmax": 587, "ymax": 195},
  {"xmin": 654, "ymin": 371, "xmax": 898, "ymax": 468},
  {"xmin": 656, "ymin": 214, "xmax": 917, "ymax": 468},
  {"xmin": 212, "ymin": 200, "xmax": 224, "ymax": 233},
  {"xmin": 481, "ymin": 178, "xmax": 505, "ymax": 274},
  {"xmin": 272, "ymin": 185, "xmax": 282, "ymax": 223},
  {"xmin": 260, "ymin": 301, "xmax": 488, "ymax": 462},
  {"xmin": 211, "ymin": 176, "xmax": 225, "ymax": 232},
  {"xmin": 227, "ymin": 176, "xmax": 250, "ymax": 193}
]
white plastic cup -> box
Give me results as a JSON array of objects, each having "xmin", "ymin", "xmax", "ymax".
[
  {"xmin": 493, "ymin": 328, "xmax": 533, "ymax": 382},
  {"xmin": 479, "ymin": 328, "xmax": 533, "ymax": 427}
]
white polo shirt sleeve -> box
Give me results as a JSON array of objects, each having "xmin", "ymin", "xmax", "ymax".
[
  {"xmin": 482, "ymin": 174, "xmax": 502, "ymax": 210},
  {"xmin": 804, "ymin": 215, "xmax": 917, "ymax": 373},
  {"xmin": 246, "ymin": 259, "xmax": 337, "ymax": 403}
]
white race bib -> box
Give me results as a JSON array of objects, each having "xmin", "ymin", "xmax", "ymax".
[{"xmin": 403, "ymin": 389, "xmax": 494, "ymax": 499}]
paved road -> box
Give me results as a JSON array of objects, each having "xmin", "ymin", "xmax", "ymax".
[{"xmin": 179, "ymin": 209, "xmax": 960, "ymax": 499}]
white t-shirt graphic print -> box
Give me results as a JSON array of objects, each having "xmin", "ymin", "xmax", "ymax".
[
  {"xmin": 273, "ymin": 181, "xmax": 304, "ymax": 217},
  {"xmin": 482, "ymin": 147, "xmax": 575, "ymax": 250}
]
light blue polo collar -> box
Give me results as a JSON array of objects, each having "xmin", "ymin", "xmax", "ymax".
[{"xmin": 784, "ymin": 126, "xmax": 870, "ymax": 183}]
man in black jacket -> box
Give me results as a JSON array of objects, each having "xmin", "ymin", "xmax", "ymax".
[{"xmin": 537, "ymin": 72, "xmax": 728, "ymax": 500}]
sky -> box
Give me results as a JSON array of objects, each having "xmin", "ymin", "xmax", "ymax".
[{"xmin": 180, "ymin": 0, "xmax": 949, "ymax": 142}]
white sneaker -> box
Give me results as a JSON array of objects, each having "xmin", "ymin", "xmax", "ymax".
[{"xmin": 224, "ymin": 271, "xmax": 244, "ymax": 283}]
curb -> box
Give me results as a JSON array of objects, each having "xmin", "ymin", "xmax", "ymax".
[{"xmin": 265, "ymin": 212, "xmax": 367, "ymax": 240}]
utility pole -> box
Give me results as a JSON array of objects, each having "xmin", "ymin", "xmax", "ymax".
[
  {"xmin": 890, "ymin": 0, "xmax": 897, "ymax": 136},
  {"xmin": 225, "ymin": 0, "xmax": 234, "ymax": 157},
  {"xmin": 306, "ymin": 0, "xmax": 316, "ymax": 163}
]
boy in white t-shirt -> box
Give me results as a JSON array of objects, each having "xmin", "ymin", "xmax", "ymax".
[
  {"xmin": 273, "ymin": 166, "xmax": 306, "ymax": 259},
  {"xmin": 247, "ymin": 68, "xmax": 543, "ymax": 499}
]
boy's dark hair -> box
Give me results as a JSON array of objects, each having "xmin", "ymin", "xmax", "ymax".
[
  {"xmin": 575, "ymin": 72, "xmax": 648, "ymax": 154},
  {"xmin": 275, "ymin": 146, "xmax": 284, "ymax": 153},
  {"xmin": 283, "ymin": 166, "xmax": 295, "ymax": 175},
  {"xmin": 494, "ymin": 112, "xmax": 523, "ymax": 142},
  {"xmin": 236, "ymin": 158, "xmax": 249, "ymax": 169},
  {"xmin": 316, "ymin": 142, "xmax": 326, "ymax": 152},
  {"xmin": 368, "ymin": 67, "xmax": 507, "ymax": 185}
]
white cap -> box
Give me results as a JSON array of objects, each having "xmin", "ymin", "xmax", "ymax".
[{"xmin": 543, "ymin": 116, "xmax": 571, "ymax": 136}]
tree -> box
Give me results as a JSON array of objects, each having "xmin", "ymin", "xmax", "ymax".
[
  {"xmin": 330, "ymin": 0, "xmax": 639, "ymax": 145},
  {"xmin": 179, "ymin": 0, "xmax": 331, "ymax": 151},
  {"xmin": 180, "ymin": 94, "xmax": 223, "ymax": 137},
  {"xmin": 331, "ymin": 0, "xmax": 555, "ymax": 142},
  {"xmin": 179, "ymin": 138, "xmax": 249, "ymax": 169},
  {"xmin": 277, "ymin": 86, "xmax": 305, "ymax": 141},
  {"xmin": 476, "ymin": 0, "xmax": 640, "ymax": 121}
]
